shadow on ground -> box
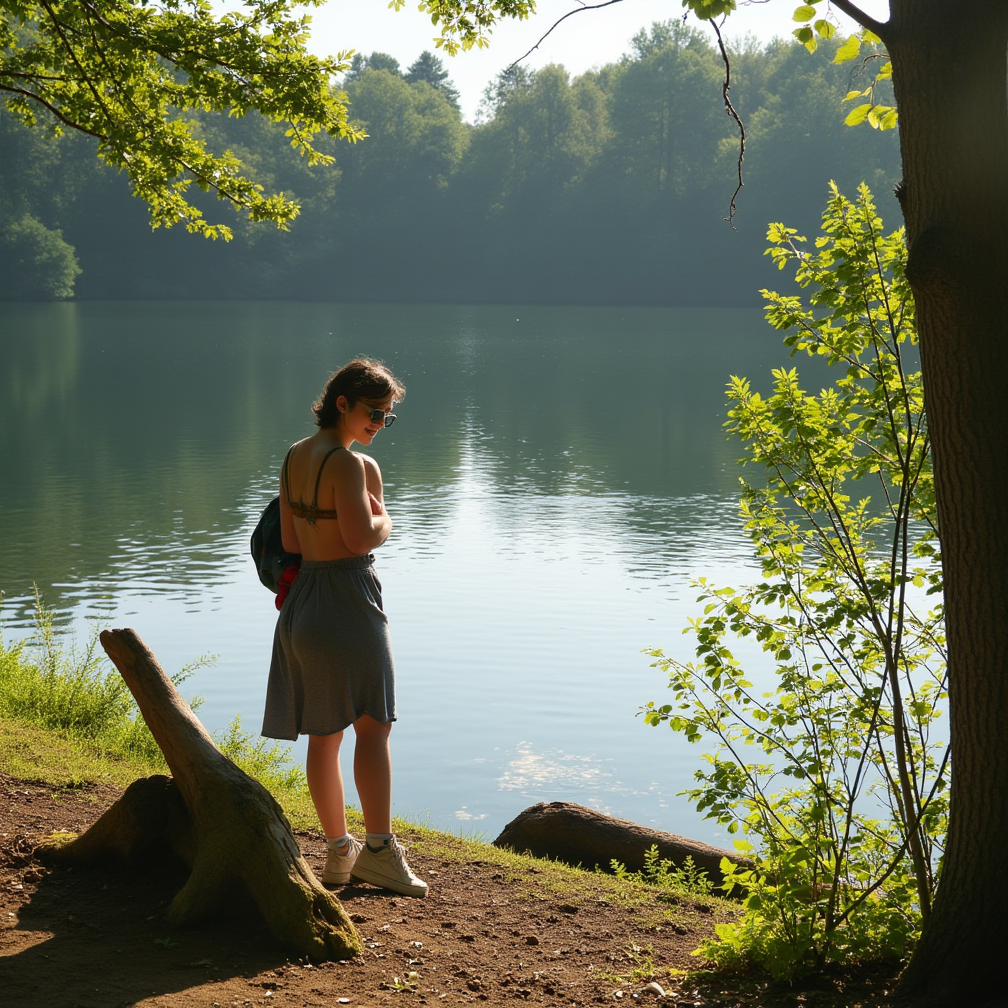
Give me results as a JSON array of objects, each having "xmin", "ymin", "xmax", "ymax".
[{"xmin": 0, "ymin": 851, "xmax": 300, "ymax": 1007}]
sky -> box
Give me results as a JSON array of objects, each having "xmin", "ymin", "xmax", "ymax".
[{"xmin": 305, "ymin": 0, "xmax": 891, "ymax": 121}]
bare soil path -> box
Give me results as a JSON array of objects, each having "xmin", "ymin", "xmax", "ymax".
[{"xmin": 0, "ymin": 773, "xmax": 722, "ymax": 1008}]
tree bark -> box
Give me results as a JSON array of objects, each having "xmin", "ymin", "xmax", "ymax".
[
  {"xmin": 879, "ymin": 3, "xmax": 1008, "ymax": 1004},
  {"xmin": 493, "ymin": 801, "xmax": 750, "ymax": 888},
  {"xmin": 39, "ymin": 628, "xmax": 362, "ymax": 961}
]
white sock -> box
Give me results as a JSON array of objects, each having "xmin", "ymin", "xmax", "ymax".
[
  {"xmin": 366, "ymin": 832, "xmax": 393, "ymax": 851},
  {"xmin": 327, "ymin": 833, "xmax": 351, "ymax": 851}
]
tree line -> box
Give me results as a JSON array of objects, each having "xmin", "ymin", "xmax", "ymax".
[{"xmin": 0, "ymin": 22, "xmax": 899, "ymax": 304}]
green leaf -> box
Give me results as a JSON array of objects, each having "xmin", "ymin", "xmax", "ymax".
[
  {"xmin": 682, "ymin": 0, "xmax": 738, "ymax": 17},
  {"xmin": 833, "ymin": 34, "xmax": 861, "ymax": 63},
  {"xmin": 814, "ymin": 19, "xmax": 836, "ymax": 39},
  {"xmin": 792, "ymin": 25, "xmax": 817, "ymax": 51},
  {"xmin": 867, "ymin": 104, "xmax": 887, "ymax": 128},
  {"xmin": 844, "ymin": 103, "xmax": 873, "ymax": 126},
  {"xmin": 792, "ymin": 4, "xmax": 817, "ymax": 21}
]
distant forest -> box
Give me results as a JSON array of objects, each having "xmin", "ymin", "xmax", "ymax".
[{"xmin": 0, "ymin": 21, "xmax": 900, "ymax": 305}]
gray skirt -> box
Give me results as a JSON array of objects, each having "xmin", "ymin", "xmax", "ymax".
[{"xmin": 262, "ymin": 555, "xmax": 397, "ymax": 740}]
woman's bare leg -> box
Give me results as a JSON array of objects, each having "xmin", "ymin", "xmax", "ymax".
[
  {"xmin": 348, "ymin": 715, "xmax": 427, "ymax": 896},
  {"xmin": 306, "ymin": 732, "xmax": 348, "ymax": 838},
  {"xmin": 353, "ymin": 714, "xmax": 393, "ymax": 835}
]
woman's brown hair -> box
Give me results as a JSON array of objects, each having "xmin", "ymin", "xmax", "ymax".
[{"xmin": 312, "ymin": 359, "xmax": 406, "ymax": 429}]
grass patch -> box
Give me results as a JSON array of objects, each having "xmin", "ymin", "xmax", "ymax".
[
  {"xmin": 0, "ymin": 590, "xmax": 218, "ymax": 766},
  {"xmin": 0, "ymin": 715, "xmax": 162, "ymax": 791},
  {"xmin": 0, "ymin": 594, "xmax": 735, "ymax": 939},
  {"xmin": 0, "ymin": 592, "xmax": 314, "ymax": 811}
]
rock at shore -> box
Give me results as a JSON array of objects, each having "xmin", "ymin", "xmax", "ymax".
[{"xmin": 492, "ymin": 801, "xmax": 750, "ymax": 888}]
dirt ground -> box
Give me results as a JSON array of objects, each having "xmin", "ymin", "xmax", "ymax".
[{"xmin": 0, "ymin": 772, "xmax": 725, "ymax": 1008}]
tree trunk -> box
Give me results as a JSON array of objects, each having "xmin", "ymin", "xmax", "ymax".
[
  {"xmin": 39, "ymin": 628, "xmax": 362, "ymax": 961},
  {"xmin": 882, "ymin": 3, "xmax": 1008, "ymax": 1004},
  {"xmin": 493, "ymin": 801, "xmax": 750, "ymax": 888}
]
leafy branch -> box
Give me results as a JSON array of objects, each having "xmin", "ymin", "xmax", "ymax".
[
  {"xmin": 1, "ymin": 0, "xmax": 364, "ymax": 236},
  {"xmin": 643, "ymin": 185, "xmax": 946, "ymax": 978}
]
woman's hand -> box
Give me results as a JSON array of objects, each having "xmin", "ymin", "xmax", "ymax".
[{"xmin": 368, "ymin": 490, "xmax": 385, "ymax": 516}]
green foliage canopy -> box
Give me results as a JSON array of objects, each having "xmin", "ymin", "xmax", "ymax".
[
  {"xmin": 0, "ymin": 0, "xmax": 361, "ymax": 238},
  {"xmin": 606, "ymin": 21, "xmax": 727, "ymax": 198},
  {"xmin": 390, "ymin": 0, "xmax": 534, "ymax": 55},
  {"xmin": 342, "ymin": 65, "xmax": 468, "ymax": 191},
  {"xmin": 0, "ymin": 25, "xmax": 900, "ymax": 300},
  {"xmin": 405, "ymin": 50, "xmax": 461, "ymax": 109}
]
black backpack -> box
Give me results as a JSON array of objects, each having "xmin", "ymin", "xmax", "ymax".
[{"xmin": 250, "ymin": 496, "xmax": 301, "ymax": 592}]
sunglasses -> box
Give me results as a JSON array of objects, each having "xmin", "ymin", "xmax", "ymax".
[{"xmin": 363, "ymin": 403, "xmax": 397, "ymax": 428}]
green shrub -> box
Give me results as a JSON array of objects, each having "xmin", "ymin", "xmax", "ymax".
[
  {"xmin": 0, "ymin": 590, "xmax": 137, "ymax": 741},
  {"xmin": 610, "ymin": 847, "xmax": 716, "ymax": 898},
  {"xmin": 0, "ymin": 212, "xmax": 81, "ymax": 299},
  {"xmin": 644, "ymin": 184, "xmax": 947, "ymax": 979},
  {"xmin": 0, "ymin": 590, "xmax": 304, "ymax": 794},
  {"xmin": 214, "ymin": 716, "xmax": 306, "ymax": 794}
]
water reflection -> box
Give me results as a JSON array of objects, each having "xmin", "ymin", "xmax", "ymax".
[{"xmin": 1, "ymin": 300, "xmax": 796, "ymax": 840}]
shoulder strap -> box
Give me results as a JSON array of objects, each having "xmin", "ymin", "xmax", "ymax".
[{"xmin": 311, "ymin": 446, "xmax": 346, "ymax": 510}]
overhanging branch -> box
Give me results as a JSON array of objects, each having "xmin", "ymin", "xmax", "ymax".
[
  {"xmin": 0, "ymin": 82, "xmax": 104, "ymax": 140},
  {"xmin": 508, "ymin": 0, "xmax": 625, "ymax": 69},
  {"xmin": 830, "ymin": 0, "xmax": 890, "ymax": 42}
]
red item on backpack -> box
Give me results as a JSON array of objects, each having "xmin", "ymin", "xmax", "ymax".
[{"xmin": 275, "ymin": 564, "xmax": 300, "ymax": 610}]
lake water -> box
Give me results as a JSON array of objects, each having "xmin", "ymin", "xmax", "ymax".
[{"xmin": 0, "ymin": 301, "xmax": 798, "ymax": 845}]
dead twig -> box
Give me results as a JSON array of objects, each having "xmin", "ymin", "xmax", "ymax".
[
  {"xmin": 507, "ymin": 0, "xmax": 626, "ymax": 70},
  {"xmin": 710, "ymin": 17, "xmax": 745, "ymax": 228}
]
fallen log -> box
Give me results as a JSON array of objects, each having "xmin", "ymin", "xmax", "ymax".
[
  {"xmin": 39, "ymin": 628, "xmax": 361, "ymax": 961},
  {"xmin": 492, "ymin": 801, "xmax": 750, "ymax": 888}
]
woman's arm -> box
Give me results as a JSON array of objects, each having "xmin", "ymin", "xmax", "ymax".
[
  {"xmin": 333, "ymin": 451, "xmax": 391, "ymax": 554},
  {"xmin": 362, "ymin": 454, "xmax": 385, "ymax": 509},
  {"xmin": 279, "ymin": 451, "xmax": 301, "ymax": 554}
]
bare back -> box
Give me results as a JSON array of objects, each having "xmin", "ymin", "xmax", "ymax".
[{"xmin": 279, "ymin": 432, "xmax": 389, "ymax": 560}]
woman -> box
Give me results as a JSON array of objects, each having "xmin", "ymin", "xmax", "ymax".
[{"xmin": 262, "ymin": 358, "xmax": 426, "ymax": 898}]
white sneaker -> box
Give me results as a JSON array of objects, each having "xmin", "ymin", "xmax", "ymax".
[
  {"xmin": 351, "ymin": 836, "xmax": 428, "ymax": 898},
  {"xmin": 321, "ymin": 835, "xmax": 363, "ymax": 885}
]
